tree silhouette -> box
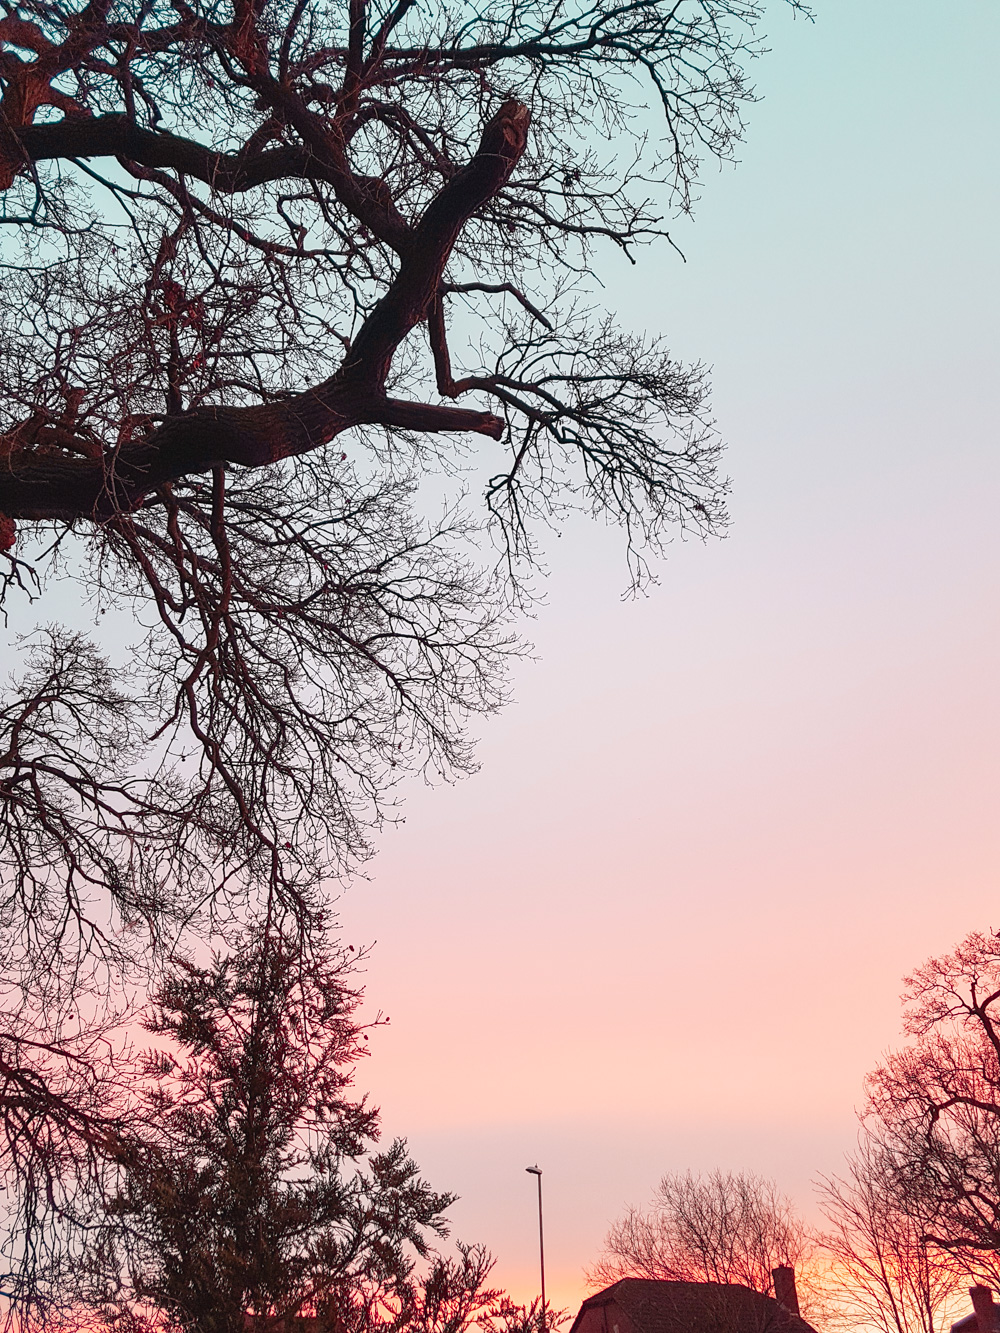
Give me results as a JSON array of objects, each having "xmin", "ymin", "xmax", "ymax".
[
  {"xmin": 0, "ymin": 0, "xmax": 806, "ymax": 1278},
  {"xmin": 0, "ymin": 0, "xmax": 806, "ymax": 940},
  {"xmin": 817, "ymin": 1133, "xmax": 961, "ymax": 1333},
  {"xmin": 865, "ymin": 930, "xmax": 1000, "ymax": 1289},
  {"xmin": 588, "ymin": 1170, "xmax": 809, "ymax": 1298}
]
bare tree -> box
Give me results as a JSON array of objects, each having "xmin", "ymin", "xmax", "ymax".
[
  {"xmin": 817, "ymin": 1133, "xmax": 962, "ymax": 1333},
  {"xmin": 864, "ymin": 930, "xmax": 1000, "ymax": 1289},
  {"xmin": 0, "ymin": 0, "xmax": 810, "ymax": 949},
  {"xmin": 0, "ymin": 0, "xmax": 806, "ymax": 1279},
  {"xmin": 589, "ymin": 1170, "xmax": 810, "ymax": 1297}
]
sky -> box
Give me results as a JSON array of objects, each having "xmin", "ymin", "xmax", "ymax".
[
  {"xmin": 335, "ymin": 0, "xmax": 1000, "ymax": 1315},
  {"xmin": 2, "ymin": 0, "xmax": 997, "ymax": 1321}
]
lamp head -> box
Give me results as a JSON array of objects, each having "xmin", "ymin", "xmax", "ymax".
[{"xmin": 525, "ymin": 1165, "xmax": 542, "ymax": 1175}]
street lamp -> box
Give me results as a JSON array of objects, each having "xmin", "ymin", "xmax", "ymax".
[{"xmin": 525, "ymin": 1165, "xmax": 546, "ymax": 1333}]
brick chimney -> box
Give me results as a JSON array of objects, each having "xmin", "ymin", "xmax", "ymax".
[
  {"xmin": 971, "ymin": 1287, "xmax": 998, "ymax": 1333},
  {"xmin": 772, "ymin": 1266, "xmax": 800, "ymax": 1317}
]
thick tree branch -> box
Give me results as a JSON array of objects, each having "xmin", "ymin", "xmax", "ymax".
[
  {"xmin": 21, "ymin": 114, "xmax": 338, "ymax": 192},
  {"xmin": 343, "ymin": 99, "xmax": 531, "ymax": 385},
  {"xmin": 0, "ymin": 100, "xmax": 527, "ymax": 519},
  {"xmin": 0, "ymin": 389, "xmax": 503, "ymax": 519},
  {"xmin": 15, "ymin": 113, "xmax": 414, "ymax": 251}
]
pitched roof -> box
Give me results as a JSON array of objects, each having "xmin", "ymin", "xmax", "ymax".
[{"xmin": 571, "ymin": 1279, "xmax": 820, "ymax": 1333}]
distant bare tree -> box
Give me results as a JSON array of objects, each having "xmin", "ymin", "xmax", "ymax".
[
  {"xmin": 589, "ymin": 1170, "xmax": 810, "ymax": 1297},
  {"xmin": 817, "ymin": 1134, "xmax": 962, "ymax": 1333},
  {"xmin": 864, "ymin": 930, "xmax": 1000, "ymax": 1290}
]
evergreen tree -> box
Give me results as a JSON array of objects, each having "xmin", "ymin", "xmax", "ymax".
[{"xmin": 71, "ymin": 926, "xmax": 461, "ymax": 1333}]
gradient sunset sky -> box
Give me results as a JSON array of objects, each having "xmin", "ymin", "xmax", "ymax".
[
  {"xmin": 337, "ymin": 0, "xmax": 1000, "ymax": 1315},
  {"xmin": 3, "ymin": 0, "xmax": 995, "ymax": 1319}
]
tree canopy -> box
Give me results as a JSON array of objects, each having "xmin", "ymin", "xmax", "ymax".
[
  {"xmin": 0, "ymin": 0, "xmax": 807, "ymax": 1297},
  {"xmin": 865, "ymin": 930, "xmax": 1000, "ymax": 1284},
  {"xmin": 0, "ymin": 0, "xmax": 806, "ymax": 944}
]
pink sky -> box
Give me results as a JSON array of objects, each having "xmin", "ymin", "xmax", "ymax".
[{"xmin": 340, "ymin": 0, "xmax": 1000, "ymax": 1316}]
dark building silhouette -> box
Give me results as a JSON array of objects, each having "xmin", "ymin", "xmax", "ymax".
[
  {"xmin": 570, "ymin": 1275, "xmax": 819, "ymax": 1333},
  {"xmin": 951, "ymin": 1286, "xmax": 1000, "ymax": 1333}
]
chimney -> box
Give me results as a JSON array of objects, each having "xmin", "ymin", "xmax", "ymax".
[
  {"xmin": 971, "ymin": 1287, "xmax": 998, "ymax": 1333},
  {"xmin": 772, "ymin": 1266, "xmax": 800, "ymax": 1317}
]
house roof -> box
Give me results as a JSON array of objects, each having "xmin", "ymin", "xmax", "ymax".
[{"xmin": 571, "ymin": 1279, "xmax": 820, "ymax": 1333}]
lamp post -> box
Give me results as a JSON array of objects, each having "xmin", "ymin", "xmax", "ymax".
[{"xmin": 525, "ymin": 1165, "xmax": 546, "ymax": 1333}]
